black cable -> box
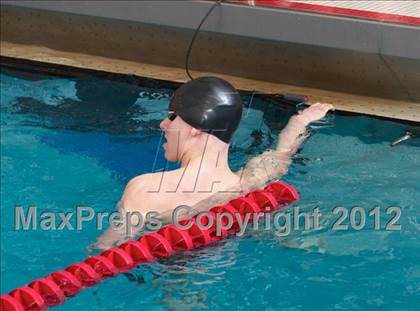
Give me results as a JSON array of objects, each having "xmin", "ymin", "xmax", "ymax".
[{"xmin": 185, "ymin": 0, "xmax": 223, "ymax": 81}]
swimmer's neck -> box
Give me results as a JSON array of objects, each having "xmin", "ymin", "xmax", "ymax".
[{"xmin": 179, "ymin": 136, "xmax": 231, "ymax": 171}]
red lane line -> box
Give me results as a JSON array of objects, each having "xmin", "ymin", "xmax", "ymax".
[
  {"xmin": 1, "ymin": 181, "xmax": 299, "ymax": 311},
  {"xmin": 233, "ymin": 0, "xmax": 420, "ymax": 25}
]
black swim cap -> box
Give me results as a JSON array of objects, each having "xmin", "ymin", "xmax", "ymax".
[{"xmin": 169, "ymin": 77, "xmax": 243, "ymax": 143}]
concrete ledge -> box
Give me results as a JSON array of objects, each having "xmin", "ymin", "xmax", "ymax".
[
  {"xmin": 2, "ymin": 3, "xmax": 420, "ymax": 102},
  {"xmin": 2, "ymin": 0, "xmax": 420, "ymax": 59},
  {"xmin": 1, "ymin": 1, "xmax": 419, "ymax": 120}
]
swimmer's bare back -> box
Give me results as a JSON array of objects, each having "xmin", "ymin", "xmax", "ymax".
[
  {"xmin": 121, "ymin": 164, "xmax": 242, "ymax": 216},
  {"xmin": 121, "ymin": 103, "xmax": 334, "ymax": 216}
]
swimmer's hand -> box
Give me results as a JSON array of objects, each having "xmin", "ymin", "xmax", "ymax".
[
  {"xmin": 238, "ymin": 103, "xmax": 334, "ymax": 185},
  {"xmin": 295, "ymin": 102, "xmax": 334, "ymax": 125}
]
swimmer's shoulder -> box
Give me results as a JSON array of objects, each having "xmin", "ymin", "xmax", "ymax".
[
  {"xmin": 122, "ymin": 169, "xmax": 185, "ymax": 212},
  {"xmin": 125, "ymin": 169, "xmax": 182, "ymax": 191},
  {"xmin": 121, "ymin": 173, "xmax": 164, "ymax": 212}
]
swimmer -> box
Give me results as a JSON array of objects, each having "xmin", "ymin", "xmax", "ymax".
[{"xmin": 92, "ymin": 77, "xmax": 333, "ymax": 250}]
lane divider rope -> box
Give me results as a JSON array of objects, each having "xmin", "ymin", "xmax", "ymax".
[{"xmin": 0, "ymin": 181, "xmax": 299, "ymax": 311}]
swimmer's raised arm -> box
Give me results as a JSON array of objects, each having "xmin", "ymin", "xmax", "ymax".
[
  {"xmin": 237, "ymin": 103, "xmax": 334, "ymax": 190},
  {"xmin": 276, "ymin": 103, "xmax": 334, "ymax": 154}
]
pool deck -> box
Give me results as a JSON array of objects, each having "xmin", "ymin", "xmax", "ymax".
[
  {"xmin": 1, "ymin": 1, "xmax": 419, "ymax": 122},
  {"xmin": 2, "ymin": 42, "xmax": 419, "ymax": 123}
]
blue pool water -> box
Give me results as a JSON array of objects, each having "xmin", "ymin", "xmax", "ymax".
[{"xmin": 1, "ymin": 67, "xmax": 419, "ymax": 310}]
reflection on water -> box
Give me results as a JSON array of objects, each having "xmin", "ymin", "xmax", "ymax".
[{"xmin": 10, "ymin": 77, "xmax": 171, "ymax": 134}]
